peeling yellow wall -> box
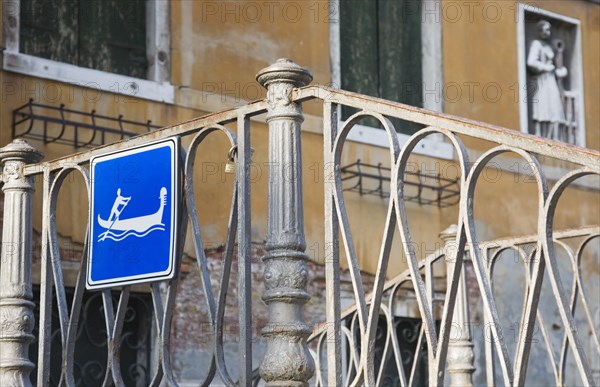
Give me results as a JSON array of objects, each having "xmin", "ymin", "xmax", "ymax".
[
  {"xmin": 442, "ymin": 0, "xmax": 600, "ymax": 150},
  {"xmin": 1, "ymin": 0, "xmax": 598, "ymax": 279},
  {"xmin": 170, "ymin": 0, "xmax": 330, "ymax": 118}
]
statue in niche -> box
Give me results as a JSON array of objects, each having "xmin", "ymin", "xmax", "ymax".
[{"xmin": 527, "ymin": 20, "xmax": 574, "ymax": 143}]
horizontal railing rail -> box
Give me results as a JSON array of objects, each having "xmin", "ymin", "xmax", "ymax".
[
  {"xmin": 14, "ymin": 85, "xmax": 598, "ymax": 178},
  {"xmin": 1, "ymin": 60, "xmax": 598, "ymax": 386}
]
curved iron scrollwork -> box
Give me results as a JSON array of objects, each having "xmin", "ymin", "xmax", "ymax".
[
  {"xmin": 369, "ymin": 317, "xmax": 432, "ymax": 387},
  {"xmin": 29, "ymin": 287, "xmax": 153, "ymax": 386}
]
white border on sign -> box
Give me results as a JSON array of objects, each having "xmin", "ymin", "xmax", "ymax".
[{"xmin": 86, "ymin": 137, "xmax": 180, "ymax": 290}]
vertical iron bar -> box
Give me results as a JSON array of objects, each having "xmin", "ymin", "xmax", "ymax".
[
  {"xmin": 36, "ymin": 167, "xmax": 53, "ymax": 386},
  {"xmin": 323, "ymin": 101, "xmax": 342, "ymax": 386},
  {"xmin": 118, "ymin": 115, "xmax": 125, "ymax": 139},
  {"xmin": 256, "ymin": 59, "xmax": 315, "ymax": 386},
  {"xmin": 237, "ymin": 114, "xmax": 252, "ymax": 385},
  {"xmin": 11, "ymin": 109, "xmax": 17, "ymax": 140},
  {"xmin": 481, "ymin": 247, "xmax": 495, "ymax": 386},
  {"xmin": 0, "ymin": 139, "xmax": 43, "ymax": 386}
]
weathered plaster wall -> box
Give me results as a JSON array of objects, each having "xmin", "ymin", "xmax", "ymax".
[
  {"xmin": 442, "ymin": 0, "xmax": 600, "ymax": 151},
  {"xmin": 2, "ymin": 0, "xmax": 598, "ymax": 279},
  {"xmin": 1, "ymin": 1, "xmax": 598, "ymax": 383}
]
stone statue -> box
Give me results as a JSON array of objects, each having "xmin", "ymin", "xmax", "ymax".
[{"xmin": 527, "ymin": 20, "xmax": 568, "ymax": 141}]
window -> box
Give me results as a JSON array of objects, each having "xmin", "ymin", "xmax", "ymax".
[
  {"xmin": 2, "ymin": 0, "xmax": 173, "ymax": 103},
  {"xmin": 331, "ymin": 0, "xmax": 453, "ymax": 159},
  {"xmin": 340, "ymin": 0, "xmax": 423, "ymax": 134},
  {"xmin": 20, "ymin": 0, "xmax": 147, "ymax": 79}
]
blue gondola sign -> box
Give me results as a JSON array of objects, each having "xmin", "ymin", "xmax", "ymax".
[{"xmin": 87, "ymin": 138, "xmax": 179, "ymax": 290}]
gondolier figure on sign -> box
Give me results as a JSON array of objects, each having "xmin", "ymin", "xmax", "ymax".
[
  {"xmin": 97, "ymin": 187, "xmax": 167, "ymax": 242},
  {"xmin": 109, "ymin": 188, "xmax": 131, "ymax": 222},
  {"xmin": 87, "ymin": 138, "xmax": 178, "ymax": 290}
]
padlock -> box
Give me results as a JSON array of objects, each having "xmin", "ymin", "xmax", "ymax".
[
  {"xmin": 225, "ymin": 159, "xmax": 236, "ymax": 174},
  {"xmin": 225, "ymin": 145, "xmax": 237, "ymax": 174}
]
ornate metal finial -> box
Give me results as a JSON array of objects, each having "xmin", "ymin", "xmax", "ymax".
[
  {"xmin": 0, "ymin": 139, "xmax": 44, "ymax": 164},
  {"xmin": 256, "ymin": 59, "xmax": 312, "ymax": 125},
  {"xmin": 256, "ymin": 58, "xmax": 313, "ymax": 88}
]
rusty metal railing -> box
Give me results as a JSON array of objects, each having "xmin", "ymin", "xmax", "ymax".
[{"xmin": 1, "ymin": 59, "xmax": 598, "ymax": 386}]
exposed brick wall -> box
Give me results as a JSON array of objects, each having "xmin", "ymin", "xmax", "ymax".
[
  {"xmin": 170, "ymin": 242, "xmax": 374, "ymax": 382},
  {"xmin": 20, "ymin": 223, "xmax": 374, "ymax": 383}
]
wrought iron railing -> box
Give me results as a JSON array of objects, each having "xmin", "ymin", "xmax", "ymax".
[
  {"xmin": 0, "ymin": 59, "xmax": 598, "ymax": 386},
  {"xmin": 306, "ymin": 225, "xmax": 599, "ymax": 386},
  {"xmin": 303, "ymin": 87, "xmax": 597, "ymax": 387}
]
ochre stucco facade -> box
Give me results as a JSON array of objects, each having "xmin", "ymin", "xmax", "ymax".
[{"xmin": 1, "ymin": 0, "xmax": 598, "ymax": 279}]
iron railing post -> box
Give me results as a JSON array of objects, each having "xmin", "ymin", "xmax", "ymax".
[
  {"xmin": 0, "ymin": 139, "xmax": 43, "ymax": 386},
  {"xmin": 442, "ymin": 225, "xmax": 476, "ymax": 386},
  {"xmin": 256, "ymin": 59, "xmax": 315, "ymax": 386}
]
